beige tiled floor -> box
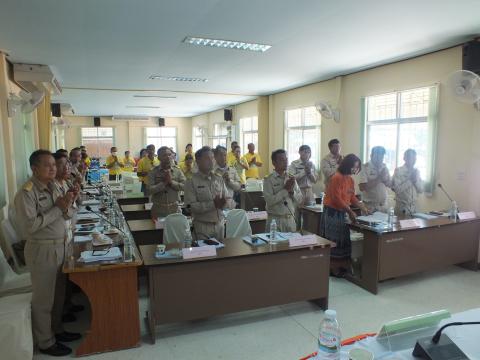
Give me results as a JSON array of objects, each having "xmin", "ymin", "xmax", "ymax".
[{"xmin": 34, "ymin": 265, "xmax": 480, "ymax": 359}]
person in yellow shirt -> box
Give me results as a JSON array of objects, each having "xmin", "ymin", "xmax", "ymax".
[
  {"xmin": 105, "ymin": 147, "xmax": 124, "ymax": 181},
  {"xmin": 226, "ymin": 141, "xmax": 238, "ymax": 165},
  {"xmin": 122, "ymin": 150, "xmax": 136, "ymax": 173},
  {"xmin": 136, "ymin": 144, "xmax": 159, "ymax": 196},
  {"xmin": 179, "ymin": 144, "xmax": 194, "ymax": 164},
  {"xmin": 179, "ymin": 153, "xmax": 194, "ymax": 180},
  {"xmin": 243, "ymin": 143, "xmax": 263, "ymax": 179},
  {"xmin": 228, "ymin": 145, "xmax": 249, "ymax": 184},
  {"xmin": 80, "ymin": 146, "xmax": 91, "ymax": 168}
]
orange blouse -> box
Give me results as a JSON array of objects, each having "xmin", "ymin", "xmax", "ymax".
[{"xmin": 323, "ymin": 172, "xmax": 359, "ymax": 211}]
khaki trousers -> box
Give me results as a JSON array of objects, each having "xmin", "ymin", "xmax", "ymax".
[
  {"xmin": 192, "ymin": 220, "xmax": 225, "ymax": 241},
  {"xmin": 24, "ymin": 241, "xmax": 66, "ymax": 349},
  {"xmin": 300, "ymin": 187, "xmax": 315, "ymax": 206},
  {"xmin": 266, "ymin": 215, "xmax": 296, "ymax": 233}
]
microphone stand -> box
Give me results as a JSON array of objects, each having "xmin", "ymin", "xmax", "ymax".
[{"xmin": 437, "ymin": 184, "xmax": 458, "ymax": 220}]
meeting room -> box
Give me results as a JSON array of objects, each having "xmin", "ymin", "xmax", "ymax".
[{"xmin": 1, "ymin": 1, "xmax": 480, "ymax": 359}]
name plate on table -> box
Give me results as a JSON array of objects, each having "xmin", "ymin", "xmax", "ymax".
[
  {"xmin": 247, "ymin": 211, "xmax": 268, "ymax": 220},
  {"xmin": 289, "ymin": 234, "xmax": 317, "ymax": 247},
  {"xmin": 458, "ymin": 211, "xmax": 476, "ymax": 220},
  {"xmin": 144, "ymin": 202, "xmax": 153, "ymax": 210},
  {"xmin": 154, "ymin": 218, "xmax": 165, "ymax": 229},
  {"xmin": 399, "ymin": 218, "xmax": 422, "ymax": 229},
  {"xmin": 182, "ymin": 246, "xmax": 217, "ymax": 259}
]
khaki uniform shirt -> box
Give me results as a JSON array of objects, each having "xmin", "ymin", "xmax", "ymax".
[
  {"xmin": 263, "ymin": 171, "xmax": 303, "ymax": 217},
  {"xmin": 320, "ymin": 153, "xmax": 341, "ymax": 188},
  {"xmin": 148, "ymin": 165, "xmax": 186, "ymax": 206},
  {"xmin": 358, "ymin": 162, "xmax": 391, "ymax": 210},
  {"xmin": 391, "ymin": 165, "xmax": 424, "ymax": 215},
  {"xmin": 184, "ymin": 171, "xmax": 234, "ymax": 223},
  {"xmin": 214, "ymin": 164, "xmax": 241, "ymax": 198},
  {"xmin": 288, "ymin": 159, "xmax": 318, "ymax": 189},
  {"xmin": 14, "ymin": 177, "xmax": 70, "ymax": 242}
]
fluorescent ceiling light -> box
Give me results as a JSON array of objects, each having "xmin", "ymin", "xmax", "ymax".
[
  {"xmin": 126, "ymin": 105, "xmax": 163, "ymax": 109},
  {"xmin": 149, "ymin": 75, "xmax": 208, "ymax": 82},
  {"xmin": 133, "ymin": 95, "xmax": 177, "ymax": 99},
  {"xmin": 183, "ymin": 36, "xmax": 272, "ymax": 52}
]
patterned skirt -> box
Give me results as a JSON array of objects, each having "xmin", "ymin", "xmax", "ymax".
[{"xmin": 320, "ymin": 206, "xmax": 351, "ymax": 259}]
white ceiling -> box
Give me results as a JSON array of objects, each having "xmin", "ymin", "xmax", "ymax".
[{"xmin": 1, "ymin": 0, "xmax": 480, "ymax": 117}]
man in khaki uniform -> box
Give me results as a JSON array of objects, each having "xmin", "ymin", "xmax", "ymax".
[
  {"xmin": 69, "ymin": 147, "xmax": 84, "ymax": 185},
  {"xmin": 213, "ymin": 145, "xmax": 241, "ymax": 200},
  {"xmin": 148, "ymin": 146, "xmax": 186, "ymax": 219},
  {"xmin": 263, "ymin": 149, "xmax": 303, "ymax": 232},
  {"xmin": 184, "ymin": 146, "xmax": 234, "ymax": 240},
  {"xmin": 14, "ymin": 150, "xmax": 80, "ymax": 357},
  {"xmin": 358, "ymin": 146, "xmax": 391, "ymax": 212},
  {"xmin": 288, "ymin": 145, "xmax": 318, "ymax": 205},
  {"xmin": 320, "ymin": 139, "xmax": 342, "ymax": 190}
]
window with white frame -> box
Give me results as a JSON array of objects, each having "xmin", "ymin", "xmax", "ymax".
[
  {"xmin": 365, "ymin": 87, "xmax": 436, "ymax": 185},
  {"xmin": 240, "ymin": 116, "xmax": 258, "ymax": 154},
  {"xmin": 285, "ymin": 106, "xmax": 321, "ymax": 166},
  {"xmin": 81, "ymin": 127, "xmax": 114, "ymax": 159},
  {"xmin": 212, "ymin": 123, "xmax": 228, "ymax": 148},
  {"xmin": 192, "ymin": 126, "xmax": 204, "ymax": 151},
  {"xmin": 146, "ymin": 127, "xmax": 177, "ymax": 153}
]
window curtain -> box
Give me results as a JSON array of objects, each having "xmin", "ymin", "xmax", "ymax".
[
  {"xmin": 36, "ymin": 92, "xmax": 52, "ymax": 150},
  {"xmin": 425, "ymin": 85, "xmax": 439, "ymax": 195},
  {"xmin": 359, "ymin": 97, "xmax": 367, "ymax": 162}
]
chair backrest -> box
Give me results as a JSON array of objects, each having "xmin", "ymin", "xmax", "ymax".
[
  {"xmin": 226, "ymin": 209, "xmax": 252, "ymax": 238},
  {"xmin": 0, "ymin": 242, "xmax": 18, "ymax": 287},
  {"xmin": 1, "ymin": 219, "xmax": 22, "ymax": 271},
  {"xmin": 163, "ymin": 213, "xmax": 190, "ymax": 245}
]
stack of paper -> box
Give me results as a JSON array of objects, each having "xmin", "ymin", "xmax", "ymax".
[
  {"xmin": 79, "ymin": 247, "xmax": 122, "ymax": 263},
  {"xmin": 82, "ymin": 199, "xmax": 101, "ymax": 205},
  {"xmin": 77, "ymin": 213, "xmax": 100, "ymax": 221},
  {"xmin": 256, "ymin": 232, "xmax": 299, "ymax": 243}
]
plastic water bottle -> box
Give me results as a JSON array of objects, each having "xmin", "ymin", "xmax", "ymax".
[
  {"xmin": 269, "ymin": 219, "xmax": 278, "ymax": 245},
  {"xmin": 450, "ymin": 200, "xmax": 458, "ymax": 222},
  {"xmin": 184, "ymin": 224, "xmax": 193, "ymax": 248},
  {"xmin": 317, "ymin": 309, "xmax": 341, "ymax": 360},
  {"xmin": 387, "ymin": 207, "xmax": 395, "ymax": 229}
]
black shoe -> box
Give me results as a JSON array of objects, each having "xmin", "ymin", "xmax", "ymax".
[
  {"xmin": 56, "ymin": 331, "xmax": 82, "ymax": 342},
  {"xmin": 68, "ymin": 304, "xmax": 85, "ymax": 313},
  {"xmin": 62, "ymin": 312, "xmax": 76, "ymax": 323},
  {"xmin": 39, "ymin": 342, "xmax": 72, "ymax": 356}
]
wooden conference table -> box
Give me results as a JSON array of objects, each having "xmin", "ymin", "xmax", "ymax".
[
  {"xmin": 120, "ymin": 203, "xmax": 151, "ymax": 220},
  {"xmin": 63, "ymin": 232, "xmax": 143, "ymax": 356},
  {"xmin": 240, "ymin": 190, "xmax": 266, "ymax": 211},
  {"xmin": 139, "ymin": 234, "xmax": 334, "ymax": 343},
  {"xmin": 348, "ymin": 216, "xmax": 480, "ymax": 294},
  {"xmin": 127, "ymin": 212, "xmax": 268, "ymax": 246}
]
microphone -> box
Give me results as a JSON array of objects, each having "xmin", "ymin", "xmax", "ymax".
[
  {"xmin": 437, "ymin": 183, "xmax": 453, "ymax": 202},
  {"xmin": 283, "ymin": 200, "xmax": 298, "ymax": 230},
  {"xmin": 412, "ymin": 321, "xmax": 480, "ymax": 359},
  {"xmin": 85, "ymin": 205, "xmax": 127, "ymax": 237}
]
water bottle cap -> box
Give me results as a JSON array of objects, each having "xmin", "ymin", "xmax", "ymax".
[{"xmin": 325, "ymin": 309, "xmax": 337, "ymax": 319}]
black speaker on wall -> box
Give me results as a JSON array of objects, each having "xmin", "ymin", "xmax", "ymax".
[
  {"xmin": 51, "ymin": 103, "xmax": 61, "ymax": 117},
  {"xmin": 463, "ymin": 40, "xmax": 480, "ymax": 75},
  {"xmin": 224, "ymin": 109, "xmax": 232, "ymax": 121},
  {"xmin": 94, "ymin": 117, "xmax": 101, "ymax": 127},
  {"xmin": 158, "ymin": 117, "xmax": 165, "ymax": 127}
]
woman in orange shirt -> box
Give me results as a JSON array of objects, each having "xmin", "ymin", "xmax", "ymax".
[{"xmin": 320, "ymin": 153, "xmax": 368, "ymax": 277}]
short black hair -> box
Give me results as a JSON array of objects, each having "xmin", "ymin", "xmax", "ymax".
[
  {"xmin": 125, "ymin": 150, "xmax": 130, "ymax": 155},
  {"xmin": 299, "ymin": 145, "xmax": 311, "ymax": 152},
  {"xmin": 53, "ymin": 152, "xmax": 67, "ymax": 161},
  {"xmin": 139, "ymin": 148, "xmax": 147, "ymax": 157},
  {"xmin": 195, "ymin": 146, "xmax": 212, "ymax": 161},
  {"xmin": 337, "ymin": 153, "xmax": 361, "ymax": 175},
  {"xmin": 233, "ymin": 145, "xmax": 241, "ymax": 151},
  {"xmin": 146, "ymin": 144, "xmax": 155, "ymax": 150},
  {"xmin": 110, "ymin": 146, "xmax": 117, "ymax": 152},
  {"xmin": 70, "ymin": 147, "xmax": 81, "ymax": 157},
  {"xmin": 404, "ymin": 148, "xmax": 416, "ymax": 157},
  {"xmin": 157, "ymin": 146, "xmax": 170, "ymax": 156},
  {"xmin": 371, "ymin": 146, "xmax": 386, "ymax": 156},
  {"xmin": 271, "ymin": 149, "xmax": 286, "ymax": 163},
  {"xmin": 30, "ymin": 150, "xmax": 53, "ymax": 167},
  {"xmin": 328, "ymin": 139, "xmax": 340, "ymax": 148},
  {"xmin": 231, "ymin": 141, "xmax": 238, "ymax": 146},
  {"xmin": 214, "ymin": 145, "xmax": 227, "ymax": 155},
  {"xmin": 56, "ymin": 149, "xmax": 68, "ymax": 155},
  {"xmin": 185, "ymin": 144, "xmax": 192, "ymax": 150}
]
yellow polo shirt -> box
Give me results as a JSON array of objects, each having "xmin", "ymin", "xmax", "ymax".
[
  {"xmin": 122, "ymin": 156, "xmax": 136, "ymax": 172},
  {"xmin": 227, "ymin": 151, "xmax": 236, "ymax": 165},
  {"xmin": 105, "ymin": 155, "xmax": 124, "ymax": 176},
  {"xmin": 179, "ymin": 162, "xmax": 194, "ymax": 180},
  {"xmin": 136, "ymin": 156, "xmax": 160, "ymax": 184},
  {"xmin": 243, "ymin": 152, "xmax": 263, "ymax": 179}
]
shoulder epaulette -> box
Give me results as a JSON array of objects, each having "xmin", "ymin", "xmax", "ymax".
[{"xmin": 23, "ymin": 181, "xmax": 33, "ymax": 192}]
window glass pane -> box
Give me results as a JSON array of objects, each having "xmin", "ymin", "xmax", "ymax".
[
  {"xmin": 398, "ymin": 122, "xmax": 428, "ymax": 179},
  {"xmin": 252, "ymin": 116, "xmax": 258, "ymax": 131},
  {"xmin": 367, "ymin": 124, "xmax": 397, "ymax": 174},
  {"xmin": 214, "ymin": 123, "xmax": 227, "ymax": 136},
  {"xmin": 400, "ymin": 88, "xmax": 430, "ymax": 118},
  {"xmin": 97, "ymin": 127, "xmax": 113, "ymax": 137},
  {"xmin": 367, "ymin": 93, "xmax": 397, "ymax": 121},
  {"xmin": 161, "ymin": 127, "xmax": 176, "ymax": 137},
  {"xmin": 302, "ymin": 128, "xmax": 320, "ymax": 166},
  {"xmin": 287, "ymin": 129, "xmax": 304, "ymax": 166},
  {"xmin": 212, "ymin": 138, "xmax": 227, "ymax": 148},
  {"xmin": 146, "ymin": 127, "xmax": 161, "ymax": 137},
  {"xmin": 81, "ymin": 127, "xmax": 98, "ymax": 137},
  {"xmin": 286, "ymin": 109, "xmax": 302, "ymax": 127},
  {"xmin": 242, "ymin": 117, "xmax": 252, "ymax": 132},
  {"xmin": 303, "ymin": 106, "xmax": 321, "ymax": 126}
]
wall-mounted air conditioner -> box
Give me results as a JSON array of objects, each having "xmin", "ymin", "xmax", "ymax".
[{"xmin": 13, "ymin": 63, "xmax": 62, "ymax": 95}]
